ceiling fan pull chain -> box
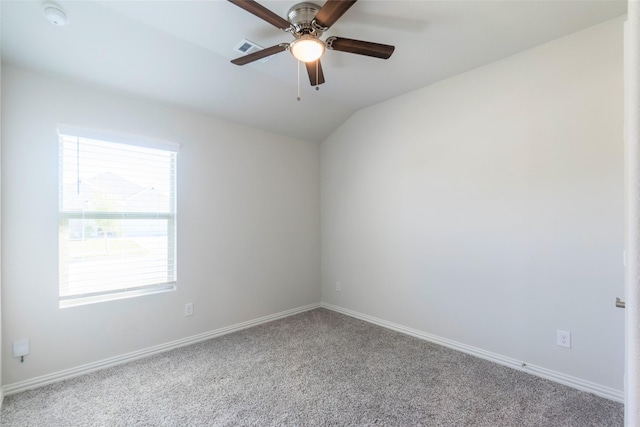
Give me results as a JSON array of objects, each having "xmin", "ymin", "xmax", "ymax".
[{"xmin": 297, "ymin": 59, "xmax": 301, "ymax": 101}]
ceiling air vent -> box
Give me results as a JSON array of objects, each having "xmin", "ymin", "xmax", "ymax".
[{"xmin": 234, "ymin": 39, "xmax": 272, "ymax": 63}]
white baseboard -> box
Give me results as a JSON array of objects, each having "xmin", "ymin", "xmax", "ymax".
[
  {"xmin": 2, "ymin": 303, "xmax": 320, "ymax": 396},
  {"xmin": 321, "ymin": 302, "xmax": 624, "ymax": 403},
  {"xmin": 3, "ymin": 302, "xmax": 623, "ymax": 403}
]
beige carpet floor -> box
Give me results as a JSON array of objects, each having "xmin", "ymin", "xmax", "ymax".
[{"xmin": 0, "ymin": 308, "xmax": 624, "ymax": 426}]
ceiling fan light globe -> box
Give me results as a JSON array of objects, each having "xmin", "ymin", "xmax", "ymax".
[{"xmin": 290, "ymin": 36, "xmax": 325, "ymax": 63}]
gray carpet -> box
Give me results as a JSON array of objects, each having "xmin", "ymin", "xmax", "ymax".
[{"xmin": 0, "ymin": 308, "xmax": 624, "ymax": 426}]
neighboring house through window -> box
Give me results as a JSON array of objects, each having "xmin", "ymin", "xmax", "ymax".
[{"xmin": 58, "ymin": 126, "xmax": 178, "ymax": 307}]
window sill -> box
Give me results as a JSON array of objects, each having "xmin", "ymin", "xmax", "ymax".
[{"xmin": 59, "ymin": 283, "xmax": 177, "ymax": 308}]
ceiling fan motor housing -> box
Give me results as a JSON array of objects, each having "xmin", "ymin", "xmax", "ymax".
[{"xmin": 288, "ymin": 2, "xmax": 323, "ymax": 37}]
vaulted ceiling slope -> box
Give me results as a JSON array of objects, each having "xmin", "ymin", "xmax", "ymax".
[{"xmin": 1, "ymin": 1, "xmax": 627, "ymax": 142}]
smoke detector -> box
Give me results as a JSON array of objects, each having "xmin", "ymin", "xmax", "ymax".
[{"xmin": 43, "ymin": 3, "xmax": 69, "ymax": 26}]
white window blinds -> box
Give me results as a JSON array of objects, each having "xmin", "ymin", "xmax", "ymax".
[{"xmin": 58, "ymin": 128, "xmax": 178, "ymax": 307}]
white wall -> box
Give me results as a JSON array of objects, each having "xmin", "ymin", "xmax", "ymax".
[
  {"xmin": 321, "ymin": 18, "xmax": 625, "ymax": 391},
  {"xmin": 1, "ymin": 65, "xmax": 320, "ymax": 385}
]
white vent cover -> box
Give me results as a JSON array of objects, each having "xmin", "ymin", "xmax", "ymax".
[{"xmin": 234, "ymin": 39, "xmax": 272, "ymax": 63}]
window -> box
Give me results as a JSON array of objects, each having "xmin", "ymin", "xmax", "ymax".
[{"xmin": 58, "ymin": 126, "xmax": 178, "ymax": 307}]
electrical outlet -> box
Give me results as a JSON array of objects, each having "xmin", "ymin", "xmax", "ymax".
[
  {"xmin": 184, "ymin": 303, "xmax": 193, "ymax": 317},
  {"xmin": 12, "ymin": 338, "xmax": 30, "ymax": 358},
  {"xmin": 335, "ymin": 281, "xmax": 341, "ymax": 292},
  {"xmin": 557, "ymin": 330, "xmax": 571, "ymax": 348}
]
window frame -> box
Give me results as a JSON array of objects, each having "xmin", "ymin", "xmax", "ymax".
[{"xmin": 57, "ymin": 125, "xmax": 179, "ymax": 308}]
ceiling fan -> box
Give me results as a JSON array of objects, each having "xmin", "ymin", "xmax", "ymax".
[{"xmin": 228, "ymin": 0, "xmax": 395, "ymax": 87}]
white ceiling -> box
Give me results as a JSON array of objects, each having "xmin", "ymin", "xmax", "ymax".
[{"xmin": 1, "ymin": 0, "xmax": 627, "ymax": 142}]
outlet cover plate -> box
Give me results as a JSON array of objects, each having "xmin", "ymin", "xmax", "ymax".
[
  {"xmin": 13, "ymin": 338, "xmax": 30, "ymax": 358},
  {"xmin": 557, "ymin": 330, "xmax": 571, "ymax": 348},
  {"xmin": 185, "ymin": 303, "xmax": 193, "ymax": 317}
]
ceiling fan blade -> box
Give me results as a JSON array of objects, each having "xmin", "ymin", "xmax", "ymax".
[
  {"xmin": 231, "ymin": 44, "xmax": 289, "ymax": 65},
  {"xmin": 313, "ymin": 0, "xmax": 357, "ymax": 30},
  {"xmin": 326, "ymin": 37, "xmax": 395, "ymax": 59},
  {"xmin": 228, "ymin": 0, "xmax": 291, "ymax": 30},
  {"xmin": 305, "ymin": 60, "xmax": 325, "ymax": 86}
]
